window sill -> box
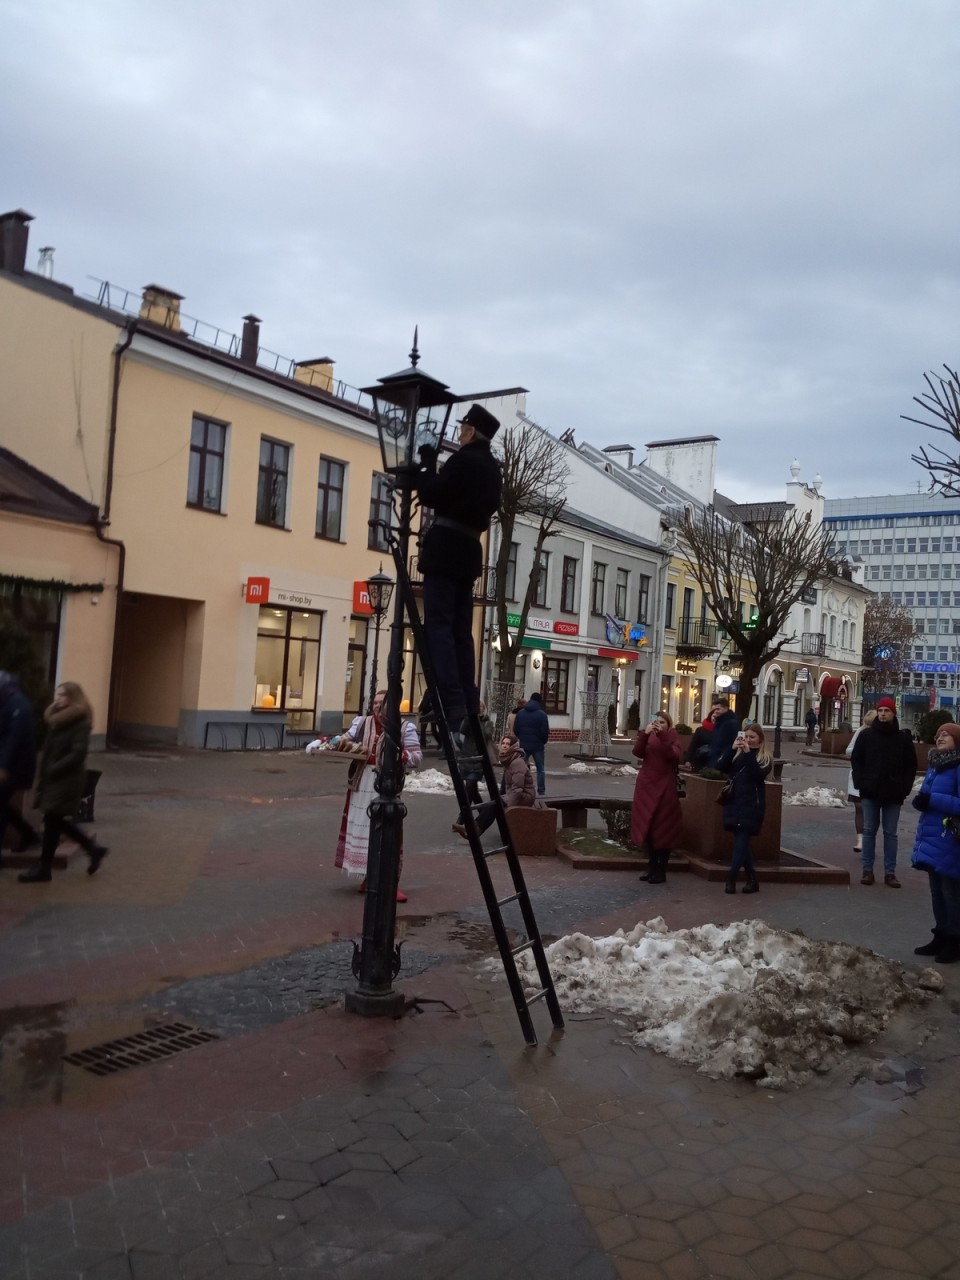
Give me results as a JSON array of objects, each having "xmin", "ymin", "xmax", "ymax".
[
  {"xmin": 315, "ymin": 534, "xmax": 344, "ymax": 543},
  {"xmin": 186, "ymin": 503, "xmax": 227, "ymax": 516},
  {"xmin": 255, "ymin": 519, "xmax": 291, "ymax": 531}
]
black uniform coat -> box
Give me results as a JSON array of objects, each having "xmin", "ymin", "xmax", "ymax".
[
  {"xmin": 850, "ymin": 717, "xmax": 917, "ymax": 805},
  {"xmin": 414, "ymin": 439, "xmax": 502, "ymax": 582}
]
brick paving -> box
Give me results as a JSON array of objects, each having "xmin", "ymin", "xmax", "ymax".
[{"xmin": 0, "ymin": 743, "xmax": 958, "ymax": 1278}]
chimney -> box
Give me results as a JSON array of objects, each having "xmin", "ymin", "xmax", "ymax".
[
  {"xmin": 240, "ymin": 314, "xmax": 261, "ymax": 365},
  {"xmin": 0, "ymin": 209, "xmax": 34, "ymax": 275},
  {"xmin": 294, "ymin": 358, "xmax": 335, "ymax": 394},
  {"xmin": 37, "ymin": 246, "xmax": 55, "ymax": 279},
  {"xmin": 139, "ymin": 284, "xmax": 183, "ymax": 330},
  {"xmin": 602, "ymin": 444, "xmax": 635, "ymax": 469}
]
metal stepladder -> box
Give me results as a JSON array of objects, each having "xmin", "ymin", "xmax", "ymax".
[{"xmin": 386, "ymin": 536, "xmax": 564, "ymax": 1047}]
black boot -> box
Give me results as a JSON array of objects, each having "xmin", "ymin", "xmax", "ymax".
[
  {"xmin": 18, "ymin": 863, "xmax": 52, "ymax": 883},
  {"xmin": 647, "ymin": 851, "xmax": 667, "ymax": 885},
  {"xmin": 915, "ymin": 929, "xmax": 945, "ymax": 957},
  {"xmin": 935, "ymin": 936, "xmax": 960, "ymax": 965},
  {"xmin": 741, "ymin": 877, "xmax": 759, "ymax": 894},
  {"xmin": 638, "ymin": 855, "xmax": 652, "ymax": 882},
  {"xmin": 724, "ymin": 876, "xmax": 737, "ymax": 894}
]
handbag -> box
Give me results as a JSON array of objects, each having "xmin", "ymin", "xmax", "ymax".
[
  {"xmin": 675, "ymin": 773, "xmax": 686, "ymax": 799},
  {"xmin": 715, "ymin": 778, "xmax": 734, "ymax": 805}
]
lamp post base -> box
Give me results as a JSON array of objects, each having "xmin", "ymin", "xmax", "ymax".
[{"xmin": 344, "ymin": 987, "xmax": 407, "ymax": 1019}]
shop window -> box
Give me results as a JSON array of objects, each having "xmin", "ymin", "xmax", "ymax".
[
  {"xmin": 542, "ymin": 657, "xmax": 569, "ymax": 714},
  {"xmin": 368, "ymin": 474, "xmax": 393, "ymax": 550},
  {"xmin": 188, "ymin": 414, "xmax": 227, "ymax": 512},
  {"xmin": 560, "ymin": 556, "xmax": 578, "ymax": 613},
  {"xmin": 256, "ymin": 438, "xmax": 290, "ymax": 528},
  {"xmin": 316, "ymin": 457, "xmax": 346, "ymax": 541},
  {"xmin": 254, "ymin": 607, "xmax": 322, "ymax": 727}
]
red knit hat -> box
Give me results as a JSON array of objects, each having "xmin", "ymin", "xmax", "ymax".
[{"xmin": 876, "ymin": 697, "xmax": 897, "ymax": 712}]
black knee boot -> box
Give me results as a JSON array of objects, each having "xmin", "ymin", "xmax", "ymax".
[{"xmin": 648, "ymin": 850, "xmax": 667, "ymax": 885}]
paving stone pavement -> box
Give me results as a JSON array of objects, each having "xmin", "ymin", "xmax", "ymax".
[{"xmin": 0, "ymin": 743, "xmax": 959, "ymax": 1278}]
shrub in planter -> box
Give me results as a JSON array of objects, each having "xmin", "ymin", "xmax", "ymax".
[
  {"xmin": 599, "ymin": 801, "xmax": 632, "ymax": 845},
  {"xmin": 916, "ymin": 709, "xmax": 955, "ymax": 744},
  {"xmin": 699, "ymin": 767, "xmax": 727, "ymax": 780},
  {"xmin": 675, "ymin": 723, "xmax": 693, "ymax": 736}
]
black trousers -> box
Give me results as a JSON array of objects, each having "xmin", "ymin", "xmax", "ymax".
[
  {"xmin": 0, "ymin": 785, "xmax": 37, "ymax": 851},
  {"xmin": 40, "ymin": 813, "xmax": 96, "ymax": 867},
  {"xmin": 422, "ymin": 574, "xmax": 478, "ymax": 725}
]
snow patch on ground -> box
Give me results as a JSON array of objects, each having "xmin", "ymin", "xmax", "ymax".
[
  {"xmin": 784, "ymin": 786, "xmax": 847, "ymax": 807},
  {"xmin": 514, "ymin": 917, "xmax": 938, "ymax": 1088},
  {"xmin": 568, "ymin": 761, "xmax": 638, "ymax": 777},
  {"xmin": 404, "ymin": 769, "xmax": 455, "ymax": 794}
]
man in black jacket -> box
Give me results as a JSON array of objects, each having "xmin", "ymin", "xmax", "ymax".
[
  {"xmin": 413, "ymin": 404, "xmax": 502, "ymax": 738},
  {"xmin": 708, "ymin": 696, "xmax": 741, "ymax": 772},
  {"xmin": 850, "ymin": 696, "xmax": 917, "ymax": 887}
]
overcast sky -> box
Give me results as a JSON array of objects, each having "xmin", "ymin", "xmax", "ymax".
[{"xmin": 2, "ymin": 0, "xmax": 957, "ymax": 502}]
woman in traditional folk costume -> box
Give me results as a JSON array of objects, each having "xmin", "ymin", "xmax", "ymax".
[{"xmin": 334, "ymin": 691, "xmax": 422, "ymax": 901}]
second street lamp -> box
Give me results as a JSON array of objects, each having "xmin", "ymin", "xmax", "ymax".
[{"xmin": 365, "ymin": 566, "xmax": 394, "ymax": 713}]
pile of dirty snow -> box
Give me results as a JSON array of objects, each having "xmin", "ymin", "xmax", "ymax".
[
  {"xmin": 783, "ymin": 786, "xmax": 847, "ymax": 807},
  {"xmin": 515, "ymin": 917, "xmax": 939, "ymax": 1088},
  {"xmin": 404, "ymin": 769, "xmax": 455, "ymax": 794},
  {"xmin": 568, "ymin": 761, "xmax": 637, "ymax": 777}
]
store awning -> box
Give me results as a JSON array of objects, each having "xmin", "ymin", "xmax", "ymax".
[{"xmin": 820, "ymin": 676, "xmax": 845, "ymax": 700}]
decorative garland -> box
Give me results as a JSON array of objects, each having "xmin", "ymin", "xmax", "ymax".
[{"xmin": 0, "ymin": 573, "xmax": 105, "ymax": 594}]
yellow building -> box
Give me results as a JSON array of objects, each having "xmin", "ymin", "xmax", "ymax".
[{"xmin": 1, "ymin": 208, "xmax": 469, "ymax": 747}]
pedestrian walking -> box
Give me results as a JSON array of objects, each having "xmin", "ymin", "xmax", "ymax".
[
  {"xmin": 334, "ymin": 690, "xmax": 422, "ymax": 901},
  {"xmin": 720, "ymin": 725, "xmax": 773, "ymax": 894},
  {"xmin": 18, "ymin": 682, "xmax": 107, "ymax": 883},
  {"xmin": 631, "ymin": 711, "xmax": 683, "ymax": 885},
  {"xmin": 413, "ymin": 404, "xmax": 502, "ymax": 741},
  {"xmin": 845, "ymin": 710, "xmax": 877, "ymax": 852},
  {"xmin": 453, "ymin": 733, "xmax": 535, "ymax": 840},
  {"xmin": 514, "ymin": 691, "xmax": 550, "ymax": 795},
  {"xmin": 910, "ymin": 721, "xmax": 960, "ymax": 964},
  {"xmin": 850, "ymin": 696, "xmax": 917, "ymax": 887},
  {"xmin": 0, "ymin": 670, "xmax": 39, "ymax": 860},
  {"xmin": 708, "ymin": 696, "xmax": 741, "ymax": 771},
  {"xmin": 805, "ymin": 706, "xmax": 818, "ymax": 747}
]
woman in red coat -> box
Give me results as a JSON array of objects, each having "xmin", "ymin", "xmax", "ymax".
[{"xmin": 631, "ymin": 711, "xmax": 683, "ymax": 884}]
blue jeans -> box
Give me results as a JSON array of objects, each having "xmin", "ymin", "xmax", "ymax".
[
  {"xmin": 729, "ymin": 828, "xmax": 755, "ymax": 880},
  {"xmin": 929, "ymin": 871, "xmax": 960, "ymax": 937},
  {"xmin": 526, "ymin": 748, "xmax": 545, "ymax": 795},
  {"xmin": 860, "ymin": 798, "xmax": 901, "ymax": 875},
  {"xmin": 422, "ymin": 575, "xmax": 478, "ymax": 725}
]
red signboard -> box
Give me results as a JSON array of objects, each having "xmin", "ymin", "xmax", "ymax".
[
  {"xmin": 597, "ymin": 647, "xmax": 638, "ymax": 661},
  {"xmin": 353, "ymin": 581, "xmax": 374, "ymax": 616},
  {"xmin": 553, "ymin": 621, "xmax": 579, "ymax": 636},
  {"xmin": 245, "ymin": 576, "xmax": 270, "ymax": 604}
]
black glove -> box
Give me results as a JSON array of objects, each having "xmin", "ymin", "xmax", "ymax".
[
  {"xmin": 417, "ymin": 444, "xmax": 438, "ymax": 468},
  {"xmin": 912, "ymin": 792, "xmax": 930, "ymax": 811}
]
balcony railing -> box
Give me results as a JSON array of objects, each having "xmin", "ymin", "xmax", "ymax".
[
  {"xmin": 801, "ymin": 631, "xmax": 826, "ymax": 656},
  {"xmin": 677, "ymin": 619, "xmax": 720, "ymax": 653}
]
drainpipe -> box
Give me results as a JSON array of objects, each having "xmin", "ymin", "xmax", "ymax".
[{"xmin": 98, "ymin": 322, "xmax": 135, "ymax": 745}]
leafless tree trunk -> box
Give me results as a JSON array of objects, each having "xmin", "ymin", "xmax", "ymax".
[
  {"xmin": 861, "ymin": 597, "xmax": 916, "ymax": 694},
  {"xmin": 492, "ymin": 418, "xmax": 568, "ymax": 683},
  {"xmin": 905, "ymin": 365, "xmax": 960, "ymax": 494},
  {"xmin": 679, "ymin": 506, "xmax": 836, "ymax": 719}
]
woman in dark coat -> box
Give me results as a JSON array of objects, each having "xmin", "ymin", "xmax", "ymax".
[
  {"xmin": 720, "ymin": 725, "xmax": 772, "ymax": 894},
  {"xmin": 631, "ymin": 711, "xmax": 683, "ymax": 885},
  {"xmin": 910, "ymin": 721, "xmax": 960, "ymax": 964},
  {"xmin": 18, "ymin": 682, "xmax": 108, "ymax": 883},
  {"xmin": 850, "ymin": 696, "xmax": 917, "ymax": 887}
]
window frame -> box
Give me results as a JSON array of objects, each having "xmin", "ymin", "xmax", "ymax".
[
  {"xmin": 560, "ymin": 556, "xmax": 578, "ymax": 614},
  {"xmin": 368, "ymin": 473, "xmax": 393, "ymax": 551},
  {"xmin": 315, "ymin": 456, "xmax": 346, "ymax": 541},
  {"xmin": 256, "ymin": 437, "xmax": 291, "ymax": 529},
  {"xmin": 533, "ymin": 549, "xmax": 550, "ymax": 608},
  {"xmin": 637, "ymin": 574, "xmax": 651, "ymax": 624},
  {"xmin": 541, "ymin": 656, "xmax": 570, "ymax": 715},
  {"xmin": 614, "ymin": 567, "xmax": 629, "ymax": 618},
  {"xmin": 504, "ymin": 542, "xmax": 519, "ymax": 602},
  {"xmin": 590, "ymin": 561, "xmax": 607, "ymax": 616},
  {"xmin": 187, "ymin": 414, "xmax": 227, "ymax": 513}
]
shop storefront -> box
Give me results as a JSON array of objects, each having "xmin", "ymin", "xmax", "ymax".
[{"xmin": 253, "ymin": 604, "xmax": 322, "ymax": 729}]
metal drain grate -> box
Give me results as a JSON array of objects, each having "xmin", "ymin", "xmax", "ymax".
[{"xmin": 63, "ymin": 1021, "xmax": 220, "ymax": 1076}]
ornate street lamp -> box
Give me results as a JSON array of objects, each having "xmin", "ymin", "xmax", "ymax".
[
  {"xmin": 345, "ymin": 332, "xmax": 457, "ymax": 1019},
  {"xmin": 364, "ymin": 566, "xmax": 394, "ymax": 713}
]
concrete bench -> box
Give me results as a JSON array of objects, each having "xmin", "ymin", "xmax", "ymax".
[
  {"xmin": 507, "ymin": 806, "xmax": 558, "ymax": 856},
  {"xmin": 542, "ymin": 796, "xmax": 630, "ymax": 829}
]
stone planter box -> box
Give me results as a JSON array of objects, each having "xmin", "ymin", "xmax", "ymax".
[
  {"xmin": 680, "ymin": 773, "xmax": 783, "ymax": 864},
  {"xmin": 820, "ymin": 731, "xmax": 853, "ymax": 756},
  {"xmin": 915, "ymin": 743, "xmax": 931, "ymax": 773}
]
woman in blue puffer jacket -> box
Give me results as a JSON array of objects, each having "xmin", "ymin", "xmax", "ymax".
[{"xmin": 910, "ymin": 721, "xmax": 960, "ymax": 964}]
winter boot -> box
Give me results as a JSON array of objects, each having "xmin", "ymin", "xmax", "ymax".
[
  {"xmin": 647, "ymin": 850, "xmax": 667, "ymax": 885},
  {"xmin": 18, "ymin": 863, "xmax": 52, "ymax": 884},
  {"xmin": 915, "ymin": 929, "xmax": 945, "ymax": 957},
  {"xmin": 724, "ymin": 877, "xmax": 737, "ymax": 894},
  {"xmin": 935, "ymin": 936, "xmax": 960, "ymax": 965},
  {"xmin": 741, "ymin": 877, "xmax": 760, "ymax": 894}
]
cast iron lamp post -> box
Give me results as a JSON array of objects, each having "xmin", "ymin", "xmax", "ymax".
[
  {"xmin": 345, "ymin": 332, "xmax": 457, "ymax": 1019},
  {"xmin": 364, "ymin": 566, "xmax": 394, "ymax": 713}
]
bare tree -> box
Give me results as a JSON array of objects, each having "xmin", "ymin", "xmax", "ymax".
[
  {"xmin": 491, "ymin": 419, "xmax": 568, "ymax": 684},
  {"xmin": 904, "ymin": 364, "xmax": 960, "ymax": 494},
  {"xmin": 678, "ymin": 505, "xmax": 836, "ymax": 719},
  {"xmin": 861, "ymin": 596, "xmax": 916, "ymax": 695}
]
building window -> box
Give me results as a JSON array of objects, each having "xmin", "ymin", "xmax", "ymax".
[
  {"xmin": 561, "ymin": 556, "xmax": 578, "ymax": 613},
  {"xmin": 254, "ymin": 607, "xmax": 322, "ymax": 727},
  {"xmin": 665, "ymin": 583, "xmax": 676, "ymax": 630},
  {"xmin": 187, "ymin": 415, "xmax": 227, "ymax": 512},
  {"xmin": 0, "ymin": 579, "xmax": 62, "ymax": 684},
  {"xmin": 316, "ymin": 457, "xmax": 345, "ymax": 541},
  {"xmin": 533, "ymin": 550, "xmax": 550, "ymax": 608},
  {"xmin": 256, "ymin": 438, "xmax": 290, "ymax": 528},
  {"xmin": 614, "ymin": 568, "xmax": 629, "ymax": 617},
  {"xmin": 637, "ymin": 574, "xmax": 651, "ymax": 623},
  {"xmin": 504, "ymin": 542, "xmax": 519, "ymax": 601},
  {"xmin": 590, "ymin": 562, "xmax": 606, "ymax": 615},
  {"xmin": 542, "ymin": 657, "xmax": 569, "ymax": 714},
  {"xmin": 850, "ymin": 623, "xmax": 856, "ymax": 652},
  {"xmin": 368, "ymin": 474, "xmax": 393, "ymax": 550}
]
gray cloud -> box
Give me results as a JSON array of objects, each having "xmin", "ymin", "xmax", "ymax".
[{"xmin": 2, "ymin": 0, "xmax": 957, "ymax": 501}]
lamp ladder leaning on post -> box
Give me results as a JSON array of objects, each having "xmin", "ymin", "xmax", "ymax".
[{"xmin": 391, "ymin": 528, "xmax": 563, "ymax": 1047}]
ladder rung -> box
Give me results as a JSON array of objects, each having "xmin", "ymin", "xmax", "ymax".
[
  {"xmin": 497, "ymin": 891, "xmax": 523, "ymax": 908},
  {"xmin": 525, "ymin": 988, "xmax": 549, "ymax": 1006},
  {"xmin": 483, "ymin": 844, "xmax": 509, "ymax": 859},
  {"xmin": 511, "ymin": 939, "xmax": 534, "ymax": 957}
]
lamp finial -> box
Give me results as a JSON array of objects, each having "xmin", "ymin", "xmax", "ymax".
[{"xmin": 409, "ymin": 326, "xmax": 419, "ymax": 368}]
